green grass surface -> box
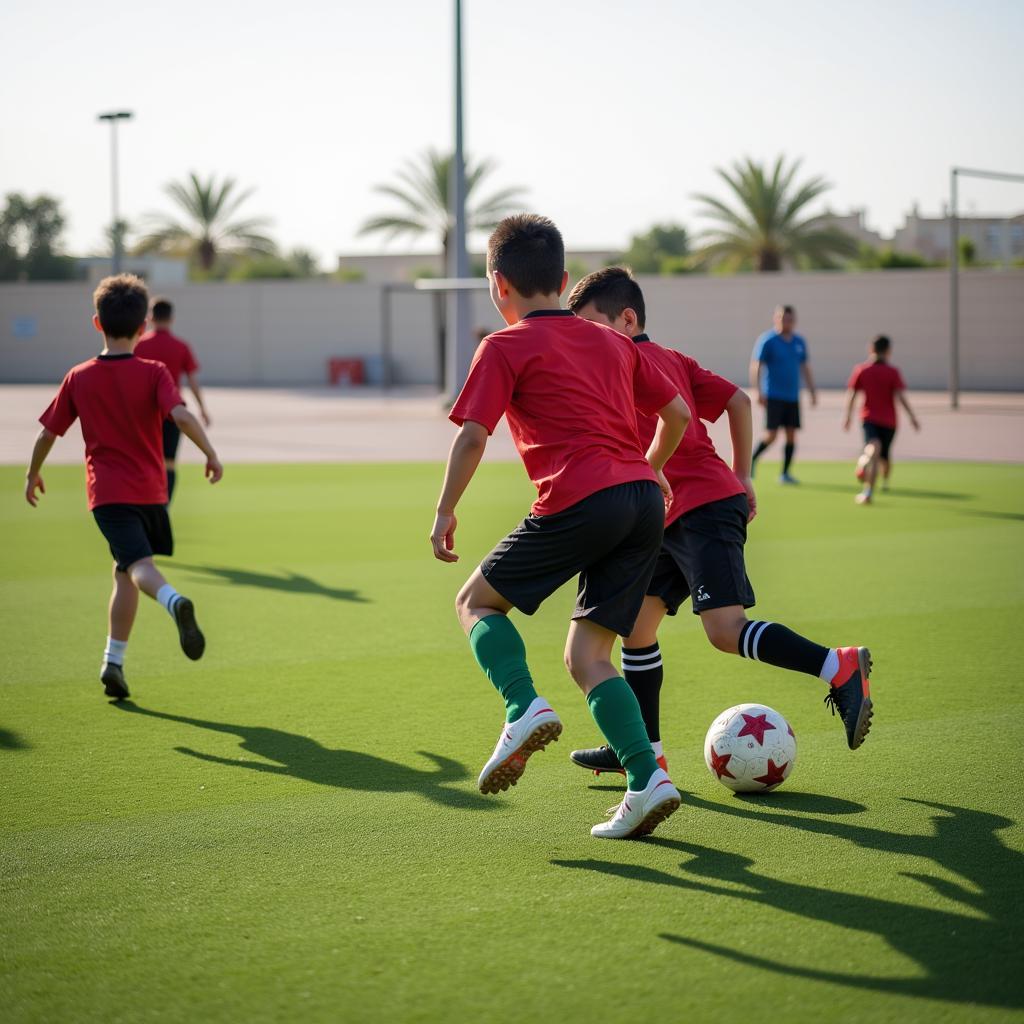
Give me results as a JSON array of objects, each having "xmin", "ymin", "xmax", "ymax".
[{"xmin": 2, "ymin": 460, "xmax": 1023, "ymax": 1023}]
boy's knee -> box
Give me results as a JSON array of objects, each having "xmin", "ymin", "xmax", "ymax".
[{"xmin": 701, "ymin": 614, "xmax": 745, "ymax": 654}]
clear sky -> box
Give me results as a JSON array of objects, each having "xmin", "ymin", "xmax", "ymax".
[{"xmin": 3, "ymin": 0, "xmax": 1023, "ymax": 267}]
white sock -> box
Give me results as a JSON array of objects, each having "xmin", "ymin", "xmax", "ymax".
[
  {"xmin": 651, "ymin": 740, "xmax": 665, "ymax": 759},
  {"xmin": 156, "ymin": 584, "xmax": 181, "ymax": 617},
  {"xmin": 103, "ymin": 637, "xmax": 128, "ymax": 666},
  {"xmin": 819, "ymin": 648, "xmax": 840, "ymax": 683}
]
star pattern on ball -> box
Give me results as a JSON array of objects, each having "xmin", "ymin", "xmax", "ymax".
[
  {"xmin": 737, "ymin": 712, "xmax": 776, "ymax": 746},
  {"xmin": 753, "ymin": 758, "xmax": 789, "ymax": 788},
  {"xmin": 708, "ymin": 747, "xmax": 736, "ymax": 779}
]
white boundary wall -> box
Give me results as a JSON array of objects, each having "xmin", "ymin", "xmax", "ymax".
[{"xmin": 1, "ymin": 270, "xmax": 1021, "ymax": 389}]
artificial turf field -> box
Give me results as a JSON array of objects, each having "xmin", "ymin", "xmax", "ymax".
[{"xmin": 2, "ymin": 459, "xmax": 1023, "ymax": 1024}]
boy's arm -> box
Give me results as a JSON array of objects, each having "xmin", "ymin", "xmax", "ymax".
[
  {"xmin": 186, "ymin": 372, "xmax": 211, "ymax": 427},
  {"xmin": 802, "ymin": 361, "xmax": 818, "ymax": 406},
  {"xmin": 171, "ymin": 405, "xmax": 223, "ymax": 482},
  {"xmin": 25, "ymin": 428, "xmax": 57, "ymax": 506},
  {"xmin": 724, "ymin": 389, "xmax": 756, "ymax": 521},
  {"xmin": 842, "ymin": 388, "xmax": 858, "ymax": 430},
  {"xmin": 646, "ymin": 395, "xmax": 690, "ymax": 505},
  {"xmin": 897, "ymin": 390, "xmax": 921, "ymax": 430},
  {"xmin": 430, "ymin": 421, "xmax": 489, "ymax": 563}
]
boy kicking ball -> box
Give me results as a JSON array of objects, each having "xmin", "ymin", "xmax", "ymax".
[
  {"xmin": 564, "ymin": 268, "xmax": 874, "ymax": 777},
  {"xmin": 25, "ymin": 275, "xmax": 223, "ymax": 701},
  {"xmin": 844, "ymin": 334, "xmax": 920, "ymax": 504},
  {"xmin": 430, "ymin": 215, "xmax": 691, "ymax": 839}
]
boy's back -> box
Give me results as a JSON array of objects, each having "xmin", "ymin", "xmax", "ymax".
[
  {"xmin": 632, "ymin": 340, "xmax": 745, "ymax": 521},
  {"xmin": 136, "ymin": 328, "xmax": 199, "ymax": 386},
  {"xmin": 451, "ymin": 312, "xmax": 673, "ymax": 515},
  {"xmin": 849, "ymin": 359, "xmax": 906, "ymax": 428},
  {"xmin": 40, "ymin": 354, "xmax": 182, "ymax": 508}
]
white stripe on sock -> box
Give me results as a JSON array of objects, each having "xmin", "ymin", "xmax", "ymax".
[
  {"xmin": 742, "ymin": 621, "xmax": 761, "ymax": 659},
  {"xmin": 621, "ymin": 650, "xmax": 661, "ymax": 664},
  {"xmin": 621, "ymin": 659, "xmax": 663, "ymax": 672},
  {"xmin": 751, "ymin": 621, "xmax": 772, "ymax": 661}
]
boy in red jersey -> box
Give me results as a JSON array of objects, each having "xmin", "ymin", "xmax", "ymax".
[
  {"xmin": 844, "ymin": 335, "xmax": 920, "ymax": 504},
  {"xmin": 136, "ymin": 297, "xmax": 211, "ymax": 502},
  {"xmin": 430, "ymin": 215, "xmax": 691, "ymax": 839},
  {"xmin": 565, "ymin": 268, "xmax": 874, "ymax": 773},
  {"xmin": 25, "ymin": 275, "xmax": 223, "ymax": 701}
]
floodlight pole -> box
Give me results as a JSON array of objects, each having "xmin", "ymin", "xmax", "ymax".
[
  {"xmin": 446, "ymin": 0, "xmax": 474, "ymax": 399},
  {"xmin": 948, "ymin": 165, "xmax": 1024, "ymax": 410},
  {"xmin": 98, "ymin": 111, "xmax": 133, "ymax": 274}
]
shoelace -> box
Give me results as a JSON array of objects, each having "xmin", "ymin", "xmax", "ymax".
[{"xmin": 823, "ymin": 689, "xmax": 840, "ymax": 716}]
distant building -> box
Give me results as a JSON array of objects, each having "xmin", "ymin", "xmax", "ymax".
[
  {"xmin": 77, "ymin": 256, "xmax": 188, "ymax": 287},
  {"xmin": 336, "ymin": 248, "xmax": 621, "ymax": 284},
  {"xmin": 892, "ymin": 204, "xmax": 1024, "ymax": 263},
  {"xmin": 817, "ymin": 208, "xmax": 885, "ymax": 249}
]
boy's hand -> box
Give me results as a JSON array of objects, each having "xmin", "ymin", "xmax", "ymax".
[
  {"xmin": 430, "ymin": 511, "xmax": 459, "ymax": 562},
  {"xmin": 843, "ymin": 415, "xmax": 852, "ymax": 431},
  {"xmin": 25, "ymin": 473, "xmax": 45, "ymax": 507},
  {"xmin": 653, "ymin": 468, "xmax": 672, "ymax": 509},
  {"xmin": 201, "ymin": 409, "xmax": 212, "ymax": 428},
  {"xmin": 911, "ymin": 416, "xmax": 921, "ymax": 431},
  {"xmin": 205, "ymin": 457, "xmax": 224, "ymax": 483},
  {"xmin": 809, "ymin": 390, "xmax": 818, "ymax": 407},
  {"xmin": 737, "ymin": 474, "xmax": 757, "ymax": 522}
]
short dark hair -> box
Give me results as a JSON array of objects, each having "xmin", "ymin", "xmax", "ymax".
[
  {"xmin": 776, "ymin": 304, "xmax": 796, "ymax": 317},
  {"xmin": 151, "ymin": 298, "xmax": 174, "ymax": 321},
  {"xmin": 872, "ymin": 334, "xmax": 891, "ymax": 355},
  {"xmin": 93, "ymin": 274, "xmax": 150, "ymax": 339},
  {"xmin": 566, "ymin": 266, "xmax": 646, "ymax": 330},
  {"xmin": 487, "ymin": 214, "xmax": 564, "ymax": 298}
]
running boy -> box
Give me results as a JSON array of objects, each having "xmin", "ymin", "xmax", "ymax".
[
  {"xmin": 750, "ymin": 305, "xmax": 817, "ymax": 484},
  {"xmin": 844, "ymin": 335, "xmax": 920, "ymax": 504},
  {"xmin": 430, "ymin": 215, "xmax": 691, "ymax": 839},
  {"xmin": 25, "ymin": 275, "xmax": 223, "ymax": 701},
  {"xmin": 565, "ymin": 268, "xmax": 873, "ymax": 777},
  {"xmin": 136, "ymin": 297, "xmax": 210, "ymax": 503}
]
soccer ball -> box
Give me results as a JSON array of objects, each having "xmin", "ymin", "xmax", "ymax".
[{"xmin": 703, "ymin": 703, "xmax": 797, "ymax": 793}]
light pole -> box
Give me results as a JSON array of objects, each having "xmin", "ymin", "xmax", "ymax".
[
  {"xmin": 97, "ymin": 110, "xmax": 133, "ymax": 274},
  {"xmin": 445, "ymin": 0, "xmax": 473, "ymax": 399}
]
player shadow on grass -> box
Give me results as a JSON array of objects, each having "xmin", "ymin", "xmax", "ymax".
[
  {"xmin": 115, "ymin": 703, "xmax": 494, "ymax": 812},
  {"xmin": 0, "ymin": 727, "xmax": 29, "ymax": 750},
  {"xmin": 553, "ymin": 798, "xmax": 1023, "ymax": 1008},
  {"xmin": 793, "ymin": 482, "xmax": 972, "ymax": 501},
  {"xmin": 176, "ymin": 564, "xmax": 368, "ymax": 603}
]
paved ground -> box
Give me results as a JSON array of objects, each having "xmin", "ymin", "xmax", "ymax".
[{"xmin": 2, "ymin": 385, "xmax": 1021, "ymax": 467}]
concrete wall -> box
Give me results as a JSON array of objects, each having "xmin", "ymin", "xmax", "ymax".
[{"xmin": 2, "ymin": 270, "xmax": 1022, "ymax": 389}]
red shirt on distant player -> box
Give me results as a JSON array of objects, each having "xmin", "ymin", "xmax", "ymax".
[
  {"xmin": 847, "ymin": 360, "xmax": 907, "ymax": 429},
  {"xmin": 135, "ymin": 328, "xmax": 199, "ymax": 385},
  {"xmin": 633, "ymin": 336, "xmax": 745, "ymax": 523},
  {"xmin": 39, "ymin": 354, "xmax": 184, "ymax": 509},
  {"xmin": 450, "ymin": 311, "xmax": 679, "ymax": 516}
]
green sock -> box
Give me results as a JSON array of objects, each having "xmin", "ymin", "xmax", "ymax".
[
  {"xmin": 469, "ymin": 615, "xmax": 538, "ymax": 723},
  {"xmin": 586, "ymin": 676, "xmax": 660, "ymax": 791}
]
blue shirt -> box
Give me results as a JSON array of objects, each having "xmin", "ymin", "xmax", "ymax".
[{"xmin": 753, "ymin": 331, "xmax": 808, "ymax": 402}]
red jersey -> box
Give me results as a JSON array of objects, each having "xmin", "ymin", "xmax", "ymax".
[
  {"xmin": 848, "ymin": 359, "xmax": 906, "ymax": 429},
  {"xmin": 39, "ymin": 353, "xmax": 184, "ymax": 509},
  {"xmin": 450, "ymin": 310, "xmax": 678, "ymax": 516},
  {"xmin": 633, "ymin": 336, "xmax": 744, "ymax": 523},
  {"xmin": 135, "ymin": 328, "xmax": 199, "ymax": 384}
]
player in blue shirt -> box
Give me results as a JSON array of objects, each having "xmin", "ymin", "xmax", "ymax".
[{"xmin": 749, "ymin": 305, "xmax": 817, "ymax": 484}]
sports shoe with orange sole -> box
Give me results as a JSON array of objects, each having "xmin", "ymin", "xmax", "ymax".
[
  {"xmin": 569, "ymin": 744, "xmax": 668, "ymax": 777},
  {"xmin": 478, "ymin": 697, "xmax": 562, "ymax": 794},
  {"xmin": 824, "ymin": 646, "xmax": 873, "ymax": 749}
]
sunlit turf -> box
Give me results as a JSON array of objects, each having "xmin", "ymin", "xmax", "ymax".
[{"xmin": 2, "ymin": 460, "xmax": 1023, "ymax": 1023}]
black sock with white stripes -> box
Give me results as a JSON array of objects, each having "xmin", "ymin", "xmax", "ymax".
[
  {"xmin": 621, "ymin": 643, "xmax": 663, "ymax": 743},
  {"xmin": 737, "ymin": 620, "xmax": 830, "ymax": 678}
]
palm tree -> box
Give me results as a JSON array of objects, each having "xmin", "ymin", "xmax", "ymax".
[
  {"xmin": 693, "ymin": 156, "xmax": 858, "ymax": 272},
  {"xmin": 358, "ymin": 149, "xmax": 527, "ymax": 266},
  {"xmin": 136, "ymin": 173, "xmax": 276, "ymax": 271}
]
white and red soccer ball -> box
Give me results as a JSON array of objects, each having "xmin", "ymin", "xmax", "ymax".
[{"xmin": 704, "ymin": 703, "xmax": 797, "ymax": 793}]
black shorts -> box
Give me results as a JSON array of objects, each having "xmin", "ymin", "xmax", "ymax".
[
  {"xmin": 481, "ymin": 480, "xmax": 665, "ymax": 637},
  {"xmin": 647, "ymin": 493, "xmax": 756, "ymax": 616},
  {"xmin": 92, "ymin": 504, "xmax": 174, "ymax": 573},
  {"xmin": 766, "ymin": 398, "xmax": 801, "ymax": 430},
  {"xmin": 863, "ymin": 421, "xmax": 896, "ymax": 461},
  {"xmin": 162, "ymin": 418, "xmax": 181, "ymax": 461}
]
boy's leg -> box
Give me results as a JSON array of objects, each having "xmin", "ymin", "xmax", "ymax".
[
  {"xmin": 781, "ymin": 425, "xmax": 798, "ymax": 481},
  {"xmin": 163, "ymin": 419, "xmax": 181, "ymax": 502},
  {"xmin": 127, "ymin": 557, "xmax": 205, "ymax": 661},
  {"xmin": 857, "ymin": 440, "xmax": 880, "ymax": 504},
  {"xmin": 751, "ymin": 427, "xmax": 778, "ymax": 471},
  {"xmin": 458, "ymin": 567, "xmax": 561, "ymax": 794},
  {"xmin": 101, "ymin": 563, "xmax": 138, "ymax": 699}
]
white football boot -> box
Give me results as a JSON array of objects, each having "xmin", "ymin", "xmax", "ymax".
[
  {"xmin": 591, "ymin": 767, "xmax": 681, "ymax": 839},
  {"xmin": 477, "ymin": 697, "xmax": 562, "ymax": 794}
]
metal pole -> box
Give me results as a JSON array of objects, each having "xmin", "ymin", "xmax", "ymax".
[
  {"xmin": 110, "ymin": 121, "xmax": 122, "ymax": 274},
  {"xmin": 380, "ymin": 285, "xmax": 393, "ymax": 390},
  {"xmin": 445, "ymin": 0, "xmax": 473, "ymax": 399},
  {"xmin": 950, "ymin": 168, "xmax": 959, "ymax": 410}
]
